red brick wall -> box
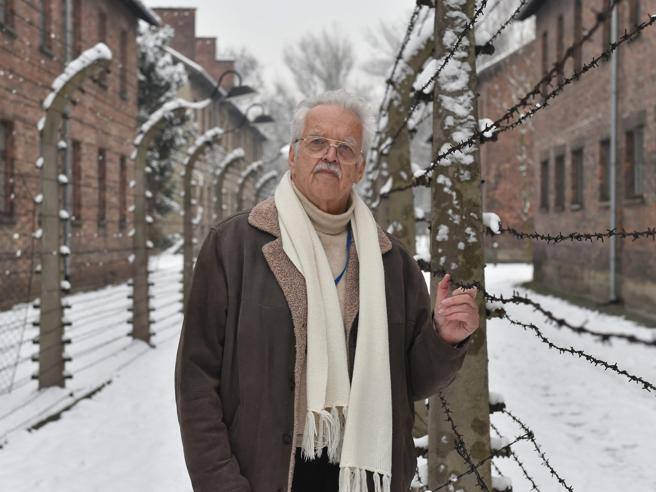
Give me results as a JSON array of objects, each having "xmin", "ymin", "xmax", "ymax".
[
  {"xmin": 152, "ymin": 7, "xmax": 196, "ymax": 60},
  {"xmin": 194, "ymin": 37, "xmax": 235, "ymax": 90},
  {"xmin": 531, "ymin": 0, "xmax": 656, "ymax": 320},
  {"xmin": 0, "ymin": 0, "xmax": 142, "ymax": 305},
  {"xmin": 478, "ymin": 42, "xmax": 536, "ymax": 262}
]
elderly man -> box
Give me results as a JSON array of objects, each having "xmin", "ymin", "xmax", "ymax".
[{"xmin": 175, "ymin": 90, "xmax": 479, "ymax": 492}]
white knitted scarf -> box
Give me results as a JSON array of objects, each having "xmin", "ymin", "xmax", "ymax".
[{"xmin": 274, "ymin": 171, "xmax": 392, "ymax": 492}]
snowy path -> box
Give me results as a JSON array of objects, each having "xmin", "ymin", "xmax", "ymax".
[
  {"xmin": 485, "ymin": 264, "xmax": 656, "ymax": 491},
  {"xmin": 0, "ymin": 262, "xmax": 655, "ymax": 490}
]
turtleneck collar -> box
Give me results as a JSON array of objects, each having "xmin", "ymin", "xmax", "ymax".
[{"xmin": 291, "ymin": 179, "xmax": 354, "ymax": 235}]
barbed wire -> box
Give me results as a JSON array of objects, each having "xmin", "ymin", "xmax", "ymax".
[
  {"xmin": 501, "ymin": 408, "xmax": 574, "ymax": 491},
  {"xmin": 438, "ymin": 393, "xmax": 490, "ymax": 491},
  {"xmin": 481, "ymin": 0, "xmax": 531, "ymax": 49},
  {"xmin": 497, "ymin": 226, "xmax": 656, "ymax": 243},
  {"xmin": 486, "ymin": 290, "xmax": 656, "ymax": 347},
  {"xmin": 380, "ymin": 6, "xmax": 656, "ymax": 199},
  {"xmin": 376, "ymin": 3, "xmax": 424, "ymax": 127},
  {"xmin": 380, "ymin": 0, "xmax": 491, "ymax": 155},
  {"xmin": 490, "ymin": 422, "xmax": 540, "ymax": 491},
  {"xmin": 502, "ymin": 313, "xmax": 656, "ymax": 393}
]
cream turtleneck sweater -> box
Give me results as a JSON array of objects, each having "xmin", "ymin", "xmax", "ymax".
[{"xmin": 291, "ymin": 181, "xmax": 355, "ymax": 448}]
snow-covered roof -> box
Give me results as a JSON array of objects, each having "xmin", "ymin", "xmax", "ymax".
[
  {"xmin": 164, "ymin": 46, "xmax": 223, "ymax": 96},
  {"xmin": 516, "ymin": 0, "xmax": 546, "ymax": 20},
  {"xmin": 120, "ymin": 0, "xmax": 161, "ymax": 25}
]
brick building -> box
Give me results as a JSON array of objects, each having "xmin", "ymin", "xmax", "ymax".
[
  {"xmin": 478, "ymin": 42, "xmax": 536, "ymax": 262},
  {"xmin": 517, "ymin": 0, "xmax": 656, "ymax": 321},
  {"xmin": 152, "ymin": 8, "xmax": 267, "ymax": 245},
  {"xmin": 0, "ymin": 0, "xmax": 159, "ymax": 307}
]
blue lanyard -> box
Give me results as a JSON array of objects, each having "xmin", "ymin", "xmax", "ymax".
[{"xmin": 334, "ymin": 227, "xmax": 352, "ymax": 286}]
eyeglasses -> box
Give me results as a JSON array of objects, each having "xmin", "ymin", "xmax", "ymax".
[{"xmin": 294, "ymin": 136, "xmax": 363, "ymax": 164}]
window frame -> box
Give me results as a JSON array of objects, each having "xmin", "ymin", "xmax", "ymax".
[
  {"xmin": 540, "ymin": 159, "xmax": 550, "ymax": 212},
  {"xmin": 97, "ymin": 147, "xmax": 107, "ymax": 227},
  {"xmin": 554, "ymin": 153, "xmax": 566, "ymax": 211},
  {"xmin": 40, "ymin": 0, "xmax": 53, "ymax": 55},
  {"xmin": 570, "ymin": 147, "xmax": 585, "ymax": 209},
  {"xmin": 598, "ymin": 139, "xmax": 611, "ymax": 202},
  {"xmin": 0, "ymin": 120, "xmax": 16, "ymax": 221}
]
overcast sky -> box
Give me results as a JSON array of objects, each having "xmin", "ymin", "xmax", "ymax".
[{"xmin": 143, "ymin": 0, "xmax": 410, "ymax": 90}]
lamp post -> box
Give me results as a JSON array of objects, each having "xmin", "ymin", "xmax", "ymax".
[{"xmin": 210, "ymin": 69, "xmax": 256, "ymax": 100}]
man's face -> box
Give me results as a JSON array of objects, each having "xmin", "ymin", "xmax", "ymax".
[{"xmin": 289, "ymin": 104, "xmax": 365, "ymax": 214}]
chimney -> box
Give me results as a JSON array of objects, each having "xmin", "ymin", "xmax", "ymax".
[
  {"xmin": 195, "ymin": 37, "xmax": 236, "ymax": 90},
  {"xmin": 153, "ymin": 8, "xmax": 197, "ymax": 60}
]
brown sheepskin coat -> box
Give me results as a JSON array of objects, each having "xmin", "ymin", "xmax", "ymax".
[{"xmin": 175, "ymin": 198, "xmax": 470, "ymax": 492}]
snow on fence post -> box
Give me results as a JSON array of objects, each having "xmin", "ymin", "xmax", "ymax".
[
  {"xmin": 131, "ymin": 98, "xmax": 210, "ymax": 344},
  {"xmin": 182, "ymin": 127, "xmax": 223, "ymax": 311},
  {"xmin": 254, "ymin": 170, "xmax": 280, "ymax": 203},
  {"xmin": 428, "ymin": 1, "xmax": 492, "ymax": 489},
  {"xmin": 365, "ymin": 10, "xmax": 434, "ymax": 256},
  {"xmin": 213, "ymin": 148, "xmax": 245, "ymax": 221},
  {"xmin": 36, "ymin": 43, "xmax": 112, "ymax": 389},
  {"xmin": 236, "ymin": 160, "xmax": 263, "ymax": 211}
]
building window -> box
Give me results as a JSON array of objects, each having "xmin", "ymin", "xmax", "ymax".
[
  {"xmin": 628, "ymin": 0, "xmax": 641, "ymax": 40},
  {"xmin": 0, "ymin": 121, "xmax": 15, "ymax": 218},
  {"xmin": 119, "ymin": 30, "xmax": 128, "ymax": 99},
  {"xmin": 0, "ymin": 0, "xmax": 15, "ymax": 30},
  {"xmin": 541, "ymin": 31, "xmax": 549, "ymax": 96},
  {"xmin": 573, "ymin": 0, "xmax": 583, "ymax": 72},
  {"xmin": 554, "ymin": 154, "xmax": 565, "ymax": 211},
  {"xmin": 96, "ymin": 10, "xmax": 108, "ymax": 87},
  {"xmin": 72, "ymin": 140, "xmax": 82, "ymax": 222},
  {"xmin": 601, "ymin": 0, "xmax": 612, "ymax": 50},
  {"xmin": 72, "ymin": 0, "xmax": 82, "ymax": 56},
  {"xmin": 625, "ymin": 126, "xmax": 644, "ymax": 198},
  {"xmin": 540, "ymin": 159, "xmax": 550, "ymax": 211},
  {"xmin": 119, "ymin": 155, "xmax": 127, "ymax": 230},
  {"xmin": 40, "ymin": 0, "xmax": 53, "ymax": 53},
  {"xmin": 599, "ymin": 139, "xmax": 611, "ymax": 201},
  {"xmin": 97, "ymin": 148, "xmax": 106, "ymax": 226},
  {"xmin": 556, "ymin": 15, "xmax": 564, "ymax": 84},
  {"xmin": 571, "ymin": 148, "xmax": 584, "ymax": 208}
]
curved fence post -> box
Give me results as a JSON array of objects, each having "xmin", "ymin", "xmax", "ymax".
[
  {"xmin": 213, "ymin": 148, "xmax": 245, "ymax": 221},
  {"xmin": 37, "ymin": 44, "xmax": 112, "ymax": 389},
  {"xmin": 182, "ymin": 127, "xmax": 223, "ymax": 310},
  {"xmin": 236, "ymin": 160, "xmax": 263, "ymax": 211},
  {"xmin": 364, "ymin": 23, "xmax": 434, "ymax": 255},
  {"xmin": 254, "ymin": 170, "xmax": 280, "ymax": 202},
  {"xmin": 130, "ymin": 98, "xmax": 210, "ymax": 345}
]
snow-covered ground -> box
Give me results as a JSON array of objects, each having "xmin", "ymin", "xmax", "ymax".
[{"xmin": 0, "ymin": 260, "xmax": 655, "ymax": 491}]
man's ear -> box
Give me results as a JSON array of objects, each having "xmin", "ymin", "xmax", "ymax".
[
  {"xmin": 288, "ymin": 143, "xmax": 296, "ymax": 175},
  {"xmin": 354, "ymin": 156, "xmax": 366, "ymax": 182}
]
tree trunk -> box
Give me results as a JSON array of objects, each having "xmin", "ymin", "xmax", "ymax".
[{"xmin": 428, "ymin": 1, "xmax": 491, "ymax": 490}]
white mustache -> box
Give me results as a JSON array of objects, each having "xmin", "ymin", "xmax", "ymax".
[{"xmin": 313, "ymin": 161, "xmax": 342, "ymax": 178}]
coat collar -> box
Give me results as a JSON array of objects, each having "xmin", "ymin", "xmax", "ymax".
[{"xmin": 247, "ymin": 197, "xmax": 393, "ymax": 254}]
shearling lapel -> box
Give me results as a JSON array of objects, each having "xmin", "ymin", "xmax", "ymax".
[
  {"xmin": 249, "ymin": 198, "xmax": 308, "ymax": 355},
  {"xmin": 248, "ymin": 197, "xmax": 393, "ymax": 339}
]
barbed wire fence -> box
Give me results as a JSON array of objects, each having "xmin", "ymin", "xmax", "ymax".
[{"xmin": 371, "ymin": 1, "xmax": 656, "ymax": 490}]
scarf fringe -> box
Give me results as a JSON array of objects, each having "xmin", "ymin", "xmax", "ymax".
[
  {"xmin": 339, "ymin": 467, "xmax": 391, "ymax": 492},
  {"xmin": 301, "ymin": 408, "xmax": 344, "ymax": 461}
]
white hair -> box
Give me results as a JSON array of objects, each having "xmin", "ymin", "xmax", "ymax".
[{"xmin": 290, "ymin": 89, "xmax": 374, "ymax": 162}]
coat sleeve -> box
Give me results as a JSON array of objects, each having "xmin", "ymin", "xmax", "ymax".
[
  {"xmin": 175, "ymin": 227, "xmax": 251, "ymax": 492},
  {"xmin": 405, "ymin": 256, "xmax": 471, "ymax": 401}
]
